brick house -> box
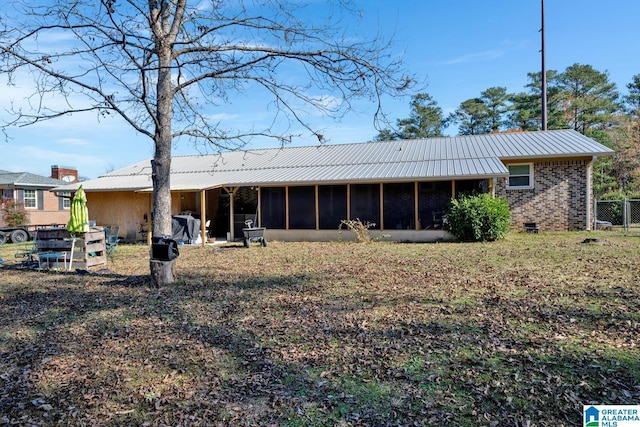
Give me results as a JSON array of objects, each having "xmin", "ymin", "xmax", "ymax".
[
  {"xmin": 54, "ymin": 130, "xmax": 612, "ymax": 243},
  {"xmin": 0, "ymin": 166, "xmax": 78, "ymax": 227},
  {"xmin": 495, "ymin": 159, "xmax": 593, "ymax": 231}
]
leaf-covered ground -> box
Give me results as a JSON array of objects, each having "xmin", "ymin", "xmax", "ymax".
[{"xmin": 1, "ymin": 232, "xmax": 639, "ymax": 426}]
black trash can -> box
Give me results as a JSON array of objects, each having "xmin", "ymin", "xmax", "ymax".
[{"xmin": 151, "ymin": 236, "xmax": 179, "ymax": 261}]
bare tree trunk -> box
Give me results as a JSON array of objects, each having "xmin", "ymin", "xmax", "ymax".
[
  {"xmin": 0, "ymin": 0, "xmax": 413, "ymax": 289},
  {"xmin": 150, "ymin": 36, "xmax": 175, "ymax": 287}
]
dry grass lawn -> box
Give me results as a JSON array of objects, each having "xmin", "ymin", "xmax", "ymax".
[{"xmin": 1, "ymin": 232, "xmax": 639, "ymax": 426}]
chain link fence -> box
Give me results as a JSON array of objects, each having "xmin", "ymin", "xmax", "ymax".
[{"xmin": 594, "ymin": 199, "xmax": 640, "ymax": 231}]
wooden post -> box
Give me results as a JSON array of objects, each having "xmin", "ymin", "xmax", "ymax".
[
  {"xmin": 346, "ymin": 184, "xmax": 351, "ymax": 219},
  {"xmin": 414, "ymin": 182, "xmax": 420, "ymax": 230},
  {"xmin": 200, "ymin": 189, "xmax": 206, "ymax": 246},
  {"xmin": 285, "ymin": 186, "xmax": 289, "ymax": 229},
  {"xmin": 225, "ymin": 187, "xmax": 239, "ymax": 241},
  {"xmin": 315, "ymin": 185, "xmax": 319, "ymax": 230},
  {"xmin": 379, "ymin": 183, "xmax": 384, "ymax": 230},
  {"xmin": 257, "ymin": 187, "xmax": 262, "ymax": 227},
  {"xmin": 229, "ymin": 190, "xmax": 235, "ymax": 241},
  {"xmin": 147, "ymin": 193, "xmax": 152, "ymax": 245}
]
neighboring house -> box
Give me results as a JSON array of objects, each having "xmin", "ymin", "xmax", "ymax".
[
  {"xmin": 0, "ymin": 166, "xmax": 78, "ymax": 227},
  {"xmin": 53, "ymin": 130, "xmax": 613, "ymax": 243}
]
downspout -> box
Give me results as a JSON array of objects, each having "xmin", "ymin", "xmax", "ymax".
[{"xmin": 586, "ymin": 156, "xmax": 595, "ymax": 231}]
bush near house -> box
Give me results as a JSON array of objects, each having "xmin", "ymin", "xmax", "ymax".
[
  {"xmin": 1, "ymin": 199, "xmax": 28, "ymax": 227},
  {"xmin": 446, "ymin": 193, "xmax": 511, "ymax": 242}
]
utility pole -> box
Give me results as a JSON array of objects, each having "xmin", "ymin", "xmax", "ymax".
[{"xmin": 541, "ymin": 0, "xmax": 548, "ymax": 130}]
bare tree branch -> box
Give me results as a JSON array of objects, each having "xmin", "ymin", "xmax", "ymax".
[{"xmin": 0, "ymin": 0, "xmax": 414, "ymax": 284}]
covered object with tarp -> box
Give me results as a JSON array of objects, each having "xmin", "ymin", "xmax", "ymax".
[{"xmin": 171, "ymin": 215, "xmax": 201, "ymax": 244}]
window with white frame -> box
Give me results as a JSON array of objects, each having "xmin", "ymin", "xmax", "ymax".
[
  {"xmin": 506, "ymin": 163, "xmax": 533, "ymax": 189},
  {"xmin": 24, "ymin": 189, "xmax": 37, "ymax": 208},
  {"xmin": 62, "ymin": 192, "xmax": 71, "ymax": 209}
]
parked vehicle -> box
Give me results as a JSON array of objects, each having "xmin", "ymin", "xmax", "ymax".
[{"xmin": 0, "ymin": 224, "xmax": 63, "ymax": 245}]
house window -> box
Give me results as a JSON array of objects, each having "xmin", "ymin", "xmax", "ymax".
[
  {"xmin": 507, "ymin": 163, "xmax": 534, "ymax": 189},
  {"xmin": 24, "ymin": 189, "xmax": 37, "ymax": 208},
  {"xmin": 62, "ymin": 192, "xmax": 71, "ymax": 209}
]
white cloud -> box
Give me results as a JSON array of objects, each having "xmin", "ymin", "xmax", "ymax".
[
  {"xmin": 207, "ymin": 112, "xmax": 242, "ymax": 122},
  {"xmin": 57, "ymin": 138, "xmax": 92, "ymax": 146},
  {"xmin": 2, "ymin": 145, "xmax": 106, "ymax": 178},
  {"xmin": 309, "ymin": 94, "xmax": 343, "ymax": 112},
  {"xmin": 438, "ymin": 50, "xmax": 504, "ymax": 65}
]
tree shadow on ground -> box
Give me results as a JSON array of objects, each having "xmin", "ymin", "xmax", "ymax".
[{"xmin": 1, "ymin": 256, "xmax": 639, "ymax": 426}]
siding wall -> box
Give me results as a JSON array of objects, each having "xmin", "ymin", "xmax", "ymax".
[
  {"xmin": 496, "ymin": 159, "xmax": 591, "ymax": 231},
  {"xmin": 86, "ymin": 191, "xmax": 180, "ymax": 241}
]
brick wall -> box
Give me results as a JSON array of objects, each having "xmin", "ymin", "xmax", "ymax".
[
  {"xmin": 27, "ymin": 189, "xmax": 70, "ymax": 226},
  {"xmin": 495, "ymin": 159, "xmax": 591, "ymax": 232},
  {"xmin": 0, "ymin": 189, "xmax": 70, "ymax": 227}
]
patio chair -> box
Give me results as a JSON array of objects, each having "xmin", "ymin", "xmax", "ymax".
[
  {"xmin": 105, "ymin": 225, "xmax": 120, "ymax": 257},
  {"xmin": 15, "ymin": 233, "xmax": 38, "ymax": 267}
]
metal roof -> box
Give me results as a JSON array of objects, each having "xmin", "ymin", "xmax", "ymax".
[{"xmin": 57, "ymin": 129, "xmax": 613, "ymax": 192}]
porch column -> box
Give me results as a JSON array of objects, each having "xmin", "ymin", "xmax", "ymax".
[
  {"xmin": 257, "ymin": 187, "xmax": 262, "ymax": 227},
  {"xmin": 285, "ymin": 186, "xmax": 289, "ymax": 230},
  {"xmin": 200, "ymin": 190, "xmax": 206, "ymax": 246},
  {"xmin": 414, "ymin": 182, "xmax": 419, "ymax": 230},
  {"xmin": 229, "ymin": 191, "xmax": 235, "ymax": 241},
  {"xmin": 379, "ymin": 183, "xmax": 384, "ymax": 230},
  {"xmin": 147, "ymin": 193, "xmax": 152, "ymax": 245},
  {"xmin": 315, "ymin": 185, "xmax": 320, "ymax": 231},
  {"xmin": 224, "ymin": 187, "xmax": 239, "ymax": 241},
  {"xmin": 346, "ymin": 184, "xmax": 351, "ymax": 219}
]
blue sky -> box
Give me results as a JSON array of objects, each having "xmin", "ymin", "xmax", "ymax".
[{"xmin": 1, "ymin": 0, "xmax": 638, "ymax": 180}]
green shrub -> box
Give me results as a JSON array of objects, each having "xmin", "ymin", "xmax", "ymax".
[{"xmin": 445, "ymin": 194, "xmax": 511, "ymax": 242}]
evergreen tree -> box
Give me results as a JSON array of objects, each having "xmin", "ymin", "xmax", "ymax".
[
  {"xmin": 624, "ymin": 74, "xmax": 640, "ymax": 114},
  {"xmin": 556, "ymin": 63, "xmax": 620, "ymax": 132},
  {"xmin": 396, "ymin": 93, "xmax": 447, "ymax": 138},
  {"xmin": 373, "ymin": 128, "xmax": 397, "ymax": 142},
  {"xmin": 507, "ymin": 92, "xmax": 540, "ymax": 131},
  {"xmin": 507, "ymin": 71, "xmax": 565, "ymax": 130},
  {"xmin": 374, "ymin": 93, "xmax": 447, "ymax": 140},
  {"xmin": 451, "ymin": 98, "xmax": 490, "ymax": 135},
  {"xmin": 480, "ymin": 87, "xmax": 510, "ymax": 132}
]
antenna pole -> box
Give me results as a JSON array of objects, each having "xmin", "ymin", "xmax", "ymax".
[{"xmin": 541, "ymin": 0, "xmax": 548, "ymax": 130}]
